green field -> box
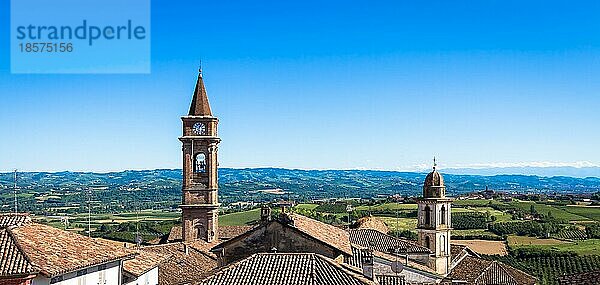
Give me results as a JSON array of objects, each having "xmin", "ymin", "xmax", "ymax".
[
  {"xmin": 508, "ymin": 235, "xmax": 600, "ymax": 256},
  {"xmin": 295, "ymin": 203, "xmax": 319, "ymax": 210},
  {"xmin": 509, "ymin": 201, "xmax": 589, "ymax": 221},
  {"xmin": 219, "ymin": 208, "xmax": 261, "ymax": 226},
  {"xmin": 453, "ymin": 206, "xmax": 513, "ymax": 222},
  {"xmin": 561, "ymin": 206, "xmax": 600, "ymax": 222},
  {"xmin": 454, "ymin": 199, "xmax": 506, "ymax": 207},
  {"xmin": 355, "ymin": 203, "xmax": 417, "ymax": 211},
  {"xmin": 377, "ymin": 216, "xmax": 417, "ymax": 231}
]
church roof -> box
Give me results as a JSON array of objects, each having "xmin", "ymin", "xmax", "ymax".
[
  {"xmin": 348, "ymin": 228, "xmax": 430, "ymax": 254},
  {"xmin": 198, "ymin": 253, "xmax": 377, "ymax": 285},
  {"xmin": 447, "ymin": 256, "xmax": 536, "ymax": 285},
  {"xmin": 286, "ymin": 213, "xmax": 353, "ymax": 256},
  {"xmin": 424, "ymin": 169, "xmax": 444, "ymax": 188},
  {"xmin": 188, "ymin": 71, "xmax": 213, "ymax": 116}
]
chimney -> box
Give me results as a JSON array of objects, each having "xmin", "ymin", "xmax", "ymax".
[
  {"xmin": 261, "ymin": 206, "xmax": 272, "ymax": 222},
  {"xmin": 361, "ymin": 249, "xmax": 374, "ymax": 280},
  {"xmin": 183, "ymin": 244, "xmax": 189, "ymax": 255}
]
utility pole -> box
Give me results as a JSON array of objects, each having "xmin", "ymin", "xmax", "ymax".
[
  {"xmin": 13, "ymin": 169, "xmax": 18, "ymax": 214},
  {"xmin": 87, "ymin": 188, "xmax": 92, "ymax": 237}
]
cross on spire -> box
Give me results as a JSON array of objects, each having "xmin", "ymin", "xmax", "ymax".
[
  {"xmin": 199, "ymin": 60, "xmax": 203, "ymax": 77},
  {"xmin": 433, "ymin": 157, "xmax": 437, "ymax": 170}
]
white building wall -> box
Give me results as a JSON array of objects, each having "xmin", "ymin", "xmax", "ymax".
[
  {"xmin": 124, "ymin": 267, "xmax": 158, "ymax": 285},
  {"xmin": 31, "ymin": 261, "xmax": 122, "ymax": 285}
]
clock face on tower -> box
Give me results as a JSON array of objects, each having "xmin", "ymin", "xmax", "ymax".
[{"xmin": 193, "ymin": 122, "xmax": 206, "ymax": 135}]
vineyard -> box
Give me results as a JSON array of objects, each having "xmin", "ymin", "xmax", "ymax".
[
  {"xmin": 489, "ymin": 221, "xmax": 561, "ymax": 237},
  {"xmin": 452, "ymin": 212, "xmax": 488, "ymax": 230},
  {"xmin": 490, "ymin": 254, "xmax": 600, "ymax": 285},
  {"xmin": 555, "ymin": 229, "xmax": 588, "ymax": 240}
]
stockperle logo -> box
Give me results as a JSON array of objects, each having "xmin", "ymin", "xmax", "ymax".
[{"xmin": 10, "ymin": 0, "xmax": 150, "ymax": 74}]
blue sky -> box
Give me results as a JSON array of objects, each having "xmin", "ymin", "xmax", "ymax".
[{"xmin": 1, "ymin": 1, "xmax": 600, "ymax": 172}]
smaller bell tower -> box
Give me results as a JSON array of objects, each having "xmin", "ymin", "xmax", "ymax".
[
  {"xmin": 179, "ymin": 68, "xmax": 221, "ymax": 242},
  {"xmin": 416, "ymin": 158, "xmax": 452, "ymax": 275}
]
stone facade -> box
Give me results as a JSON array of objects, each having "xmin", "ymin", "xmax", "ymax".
[
  {"xmin": 212, "ymin": 215, "xmax": 352, "ymax": 266},
  {"xmin": 416, "ymin": 164, "xmax": 452, "ymax": 275}
]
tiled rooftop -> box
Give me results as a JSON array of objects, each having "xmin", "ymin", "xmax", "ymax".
[
  {"xmin": 287, "ymin": 213, "xmax": 353, "ymax": 256},
  {"xmin": 447, "ymin": 256, "xmax": 536, "ymax": 285},
  {"xmin": 142, "ymin": 242, "xmax": 218, "ymax": 285},
  {"xmin": 0, "ymin": 228, "xmax": 37, "ymax": 277},
  {"xmin": 199, "ymin": 253, "xmax": 377, "ymax": 285},
  {"xmin": 0, "ymin": 214, "xmax": 31, "ymax": 228},
  {"xmin": 348, "ymin": 229, "xmax": 430, "ymax": 254},
  {"xmin": 9, "ymin": 223, "xmax": 136, "ymax": 277}
]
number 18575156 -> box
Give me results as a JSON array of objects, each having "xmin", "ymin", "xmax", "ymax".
[{"xmin": 19, "ymin": 42, "xmax": 73, "ymax": 53}]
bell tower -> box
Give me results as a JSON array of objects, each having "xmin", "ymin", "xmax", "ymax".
[
  {"xmin": 416, "ymin": 158, "xmax": 452, "ymax": 275},
  {"xmin": 179, "ymin": 69, "xmax": 221, "ymax": 242}
]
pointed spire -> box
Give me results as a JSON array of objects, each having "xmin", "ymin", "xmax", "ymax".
[{"xmin": 188, "ymin": 66, "xmax": 213, "ymax": 116}]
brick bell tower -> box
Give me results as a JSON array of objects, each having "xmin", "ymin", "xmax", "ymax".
[{"xmin": 179, "ymin": 68, "xmax": 221, "ymax": 242}]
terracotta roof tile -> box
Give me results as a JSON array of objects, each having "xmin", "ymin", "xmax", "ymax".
[
  {"xmin": 287, "ymin": 213, "xmax": 353, "ymax": 256},
  {"xmin": 142, "ymin": 242, "xmax": 218, "ymax": 285},
  {"xmin": 348, "ymin": 229, "xmax": 430, "ymax": 254},
  {"xmin": 10, "ymin": 223, "xmax": 136, "ymax": 277},
  {"xmin": 0, "ymin": 214, "xmax": 31, "ymax": 228},
  {"xmin": 199, "ymin": 253, "xmax": 377, "ymax": 285},
  {"xmin": 123, "ymin": 250, "xmax": 167, "ymax": 277},
  {"xmin": 0, "ymin": 228, "xmax": 37, "ymax": 277},
  {"xmin": 448, "ymin": 256, "xmax": 536, "ymax": 285},
  {"xmin": 354, "ymin": 216, "xmax": 390, "ymax": 234},
  {"xmin": 375, "ymin": 275, "xmax": 405, "ymax": 285}
]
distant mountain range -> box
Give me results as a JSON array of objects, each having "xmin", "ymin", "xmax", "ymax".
[
  {"xmin": 442, "ymin": 166, "xmax": 600, "ymax": 178},
  {"xmin": 1, "ymin": 168, "xmax": 599, "ymax": 213}
]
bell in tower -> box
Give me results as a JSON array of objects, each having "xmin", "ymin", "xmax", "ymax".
[{"xmin": 179, "ymin": 68, "xmax": 221, "ymax": 242}]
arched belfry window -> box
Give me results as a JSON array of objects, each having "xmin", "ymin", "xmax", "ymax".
[
  {"xmin": 195, "ymin": 223, "xmax": 205, "ymax": 239},
  {"xmin": 440, "ymin": 235, "xmax": 446, "ymax": 254},
  {"xmin": 194, "ymin": 153, "xmax": 206, "ymax": 173},
  {"xmin": 424, "ymin": 205, "xmax": 431, "ymax": 226},
  {"xmin": 441, "ymin": 205, "xmax": 447, "ymax": 225}
]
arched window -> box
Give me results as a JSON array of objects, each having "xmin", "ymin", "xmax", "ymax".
[
  {"xmin": 440, "ymin": 235, "xmax": 446, "ymax": 254},
  {"xmin": 440, "ymin": 205, "xmax": 446, "ymax": 225},
  {"xmin": 424, "ymin": 205, "xmax": 431, "ymax": 226},
  {"xmin": 194, "ymin": 153, "xmax": 206, "ymax": 173},
  {"xmin": 195, "ymin": 223, "xmax": 205, "ymax": 239},
  {"xmin": 425, "ymin": 236, "xmax": 430, "ymax": 249}
]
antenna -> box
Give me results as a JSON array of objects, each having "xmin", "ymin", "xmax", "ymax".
[
  {"xmin": 135, "ymin": 198, "xmax": 141, "ymax": 248},
  {"xmin": 87, "ymin": 187, "xmax": 92, "ymax": 237},
  {"xmin": 13, "ymin": 169, "xmax": 18, "ymax": 214}
]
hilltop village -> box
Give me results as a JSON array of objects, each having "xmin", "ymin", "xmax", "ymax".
[{"xmin": 1, "ymin": 71, "xmax": 597, "ymax": 285}]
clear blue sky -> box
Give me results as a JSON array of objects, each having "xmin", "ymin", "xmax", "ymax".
[{"xmin": 1, "ymin": 1, "xmax": 600, "ymax": 172}]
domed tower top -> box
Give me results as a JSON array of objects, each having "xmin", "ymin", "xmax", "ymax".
[{"xmin": 423, "ymin": 158, "xmax": 446, "ymax": 198}]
